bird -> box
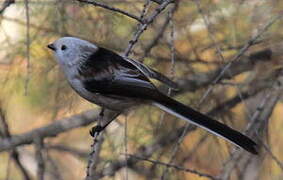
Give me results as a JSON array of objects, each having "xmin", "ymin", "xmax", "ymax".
[{"xmin": 47, "ymin": 37, "xmax": 258, "ymax": 154}]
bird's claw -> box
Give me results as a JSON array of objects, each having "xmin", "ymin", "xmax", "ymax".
[{"xmin": 89, "ymin": 125, "xmax": 104, "ymax": 137}]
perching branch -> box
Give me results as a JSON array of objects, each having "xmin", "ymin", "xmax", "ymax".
[
  {"xmin": 86, "ymin": 110, "xmax": 120, "ymax": 180},
  {"xmin": 0, "ymin": 109, "xmax": 108, "ymax": 152}
]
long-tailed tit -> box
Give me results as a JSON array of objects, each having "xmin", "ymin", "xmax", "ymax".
[{"xmin": 48, "ymin": 37, "xmax": 258, "ymax": 154}]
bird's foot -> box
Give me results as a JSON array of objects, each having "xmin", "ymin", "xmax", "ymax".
[{"xmin": 89, "ymin": 125, "xmax": 104, "ymax": 137}]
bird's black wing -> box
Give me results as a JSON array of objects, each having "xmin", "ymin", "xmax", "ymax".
[{"xmin": 79, "ymin": 47, "xmax": 161, "ymax": 100}]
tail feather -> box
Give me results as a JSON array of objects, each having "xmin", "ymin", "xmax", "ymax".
[{"xmin": 153, "ymin": 94, "xmax": 258, "ymax": 154}]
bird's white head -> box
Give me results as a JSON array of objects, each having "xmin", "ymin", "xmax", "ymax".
[{"xmin": 47, "ymin": 37, "xmax": 98, "ymax": 67}]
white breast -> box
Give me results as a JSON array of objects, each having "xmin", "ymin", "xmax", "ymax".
[
  {"xmin": 63, "ymin": 65, "xmax": 96, "ymax": 102},
  {"xmin": 59, "ymin": 63, "xmax": 138, "ymax": 111}
]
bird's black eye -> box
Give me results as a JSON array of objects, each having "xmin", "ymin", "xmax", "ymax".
[{"xmin": 61, "ymin": 45, "xmax": 67, "ymax": 51}]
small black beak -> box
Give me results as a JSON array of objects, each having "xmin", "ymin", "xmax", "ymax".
[{"xmin": 47, "ymin": 43, "xmax": 56, "ymax": 51}]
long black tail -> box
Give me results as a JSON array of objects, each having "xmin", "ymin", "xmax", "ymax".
[{"xmin": 153, "ymin": 93, "xmax": 258, "ymax": 154}]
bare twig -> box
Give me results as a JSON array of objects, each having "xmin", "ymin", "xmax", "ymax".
[
  {"xmin": 86, "ymin": 109, "xmax": 120, "ymax": 179},
  {"xmin": 139, "ymin": 0, "xmax": 152, "ymax": 20},
  {"xmin": 34, "ymin": 137, "xmax": 45, "ymax": 180},
  {"xmin": 24, "ymin": 0, "xmax": 31, "ymax": 95},
  {"xmin": 124, "ymin": 0, "xmax": 173, "ymax": 56},
  {"xmin": 262, "ymin": 143, "xmax": 283, "ymax": 171},
  {"xmin": 140, "ymin": 15, "xmax": 170, "ymax": 60},
  {"xmin": 245, "ymin": 90, "xmax": 280, "ymax": 136},
  {"xmin": 86, "ymin": 127, "xmax": 104, "ymax": 180},
  {"xmin": 76, "ymin": 0, "xmax": 143, "ymax": 23},
  {"xmin": 127, "ymin": 154, "xmax": 219, "ymax": 180},
  {"xmin": 151, "ymin": 0, "xmax": 173, "ymax": 4}
]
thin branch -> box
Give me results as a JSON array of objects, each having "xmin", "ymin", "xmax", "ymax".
[
  {"xmin": 124, "ymin": 0, "xmax": 173, "ymax": 56},
  {"xmin": 86, "ymin": 115, "xmax": 105, "ymax": 180},
  {"xmin": 262, "ymin": 143, "xmax": 283, "ymax": 171},
  {"xmin": 245, "ymin": 88, "xmax": 281, "ymax": 136},
  {"xmin": 151, "ymin": 0, "xmax": 173, "ymax": 4},
  {"xmin": 86, "ymin": 132, "xmax": 104, "ymax": 180},
  {"xmin": 139, "ymin": 0, "xmax": 152, "ymax": 20},
  {"xmin": 24, "ymin": 0, "xmax": 31, "ymax": 95},
  {"xmin": 76, "ymin": 0, "xmax": 143, "ymax": 23},
  {"xmin": 140, "ymin": 15, "xmax": 170, "ymax": 60},
  {"xmin": 34, "ymin": 137, "xmax": 45, "ymax": 180},
  {"xmin": 0, "ymin": 109, "xmax": 119, "ymax": 152},
  {"xmin": 127, "ymin": 154, "xmax": 219, "ymax": 180}
]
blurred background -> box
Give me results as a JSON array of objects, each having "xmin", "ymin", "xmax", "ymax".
[{"xmin": 0, "ymin": 0, "xmax": 283, "ymax": 179}]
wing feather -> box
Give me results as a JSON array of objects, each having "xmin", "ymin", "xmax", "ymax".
[
  {"xmin": 79, "ymin": 47, "xmax": 160, "ymax": 100},
  {"xmin": 123, "ymin": 57, "xmax": 179, "ymax": 90}
]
